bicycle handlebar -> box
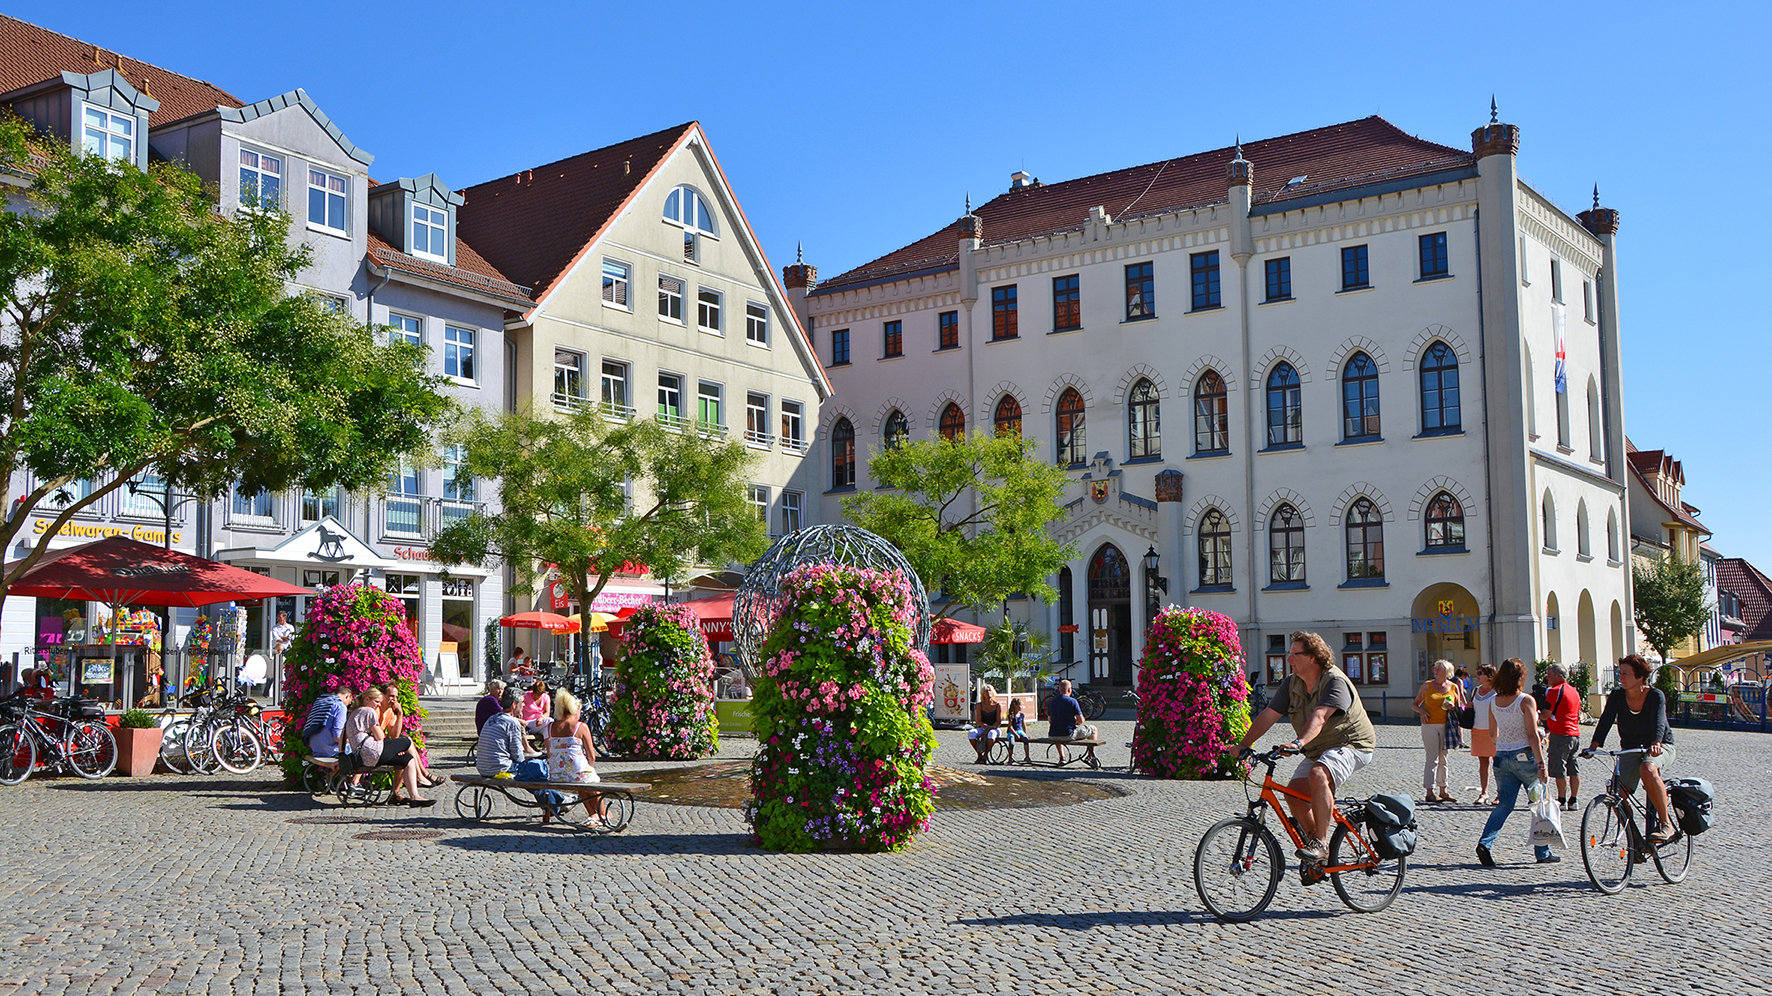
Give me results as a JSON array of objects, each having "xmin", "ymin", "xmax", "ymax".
[{"xmin": 1581, "ymin": 747, "xmax": 1649, "ymax": 758}]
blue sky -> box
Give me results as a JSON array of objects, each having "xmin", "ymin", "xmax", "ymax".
[{"xmin": 12, "ymin": 1, "xmax": 1769, "ymax": 567}]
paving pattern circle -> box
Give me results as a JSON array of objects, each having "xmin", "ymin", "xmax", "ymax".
[{"xmin": 350, "ymin": 829, "xmax": 443, "ymax": 841}]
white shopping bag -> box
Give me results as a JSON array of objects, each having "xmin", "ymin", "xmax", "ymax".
[{"xmin": 1528, "ymin": 789, "xmax": 1567, "ymax": 849}]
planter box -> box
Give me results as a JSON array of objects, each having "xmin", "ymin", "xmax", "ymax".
[{"xmin": 115, "ymin": 727, "xmax": 163, "ymax": 777}]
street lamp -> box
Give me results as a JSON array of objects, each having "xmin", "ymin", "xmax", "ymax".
[{"xmin": 1143, "ymin": 545, "xmax": 1168, "ymax": 618}]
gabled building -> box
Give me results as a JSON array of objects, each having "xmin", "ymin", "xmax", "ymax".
[
  {"xmin": 789, "ymin": 110, "xmax": 1633, "ymax": 702},
  {"xmin": 1716, "ymin": 557, "xmax": 1772, "ymax": 645},
  {"xmin": 457, "ymin": 123, "xmax": 831, "ymax": 618},
  {"xmin": 1625, "ymin": 438, "xmax": 1712, "ymax": 660}
]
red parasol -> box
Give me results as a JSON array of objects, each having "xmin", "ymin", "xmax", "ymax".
[
  {"xmin": 499, "ymin": 611, "xmax": 580, "ymax": 633},
  {"xmin": 5, "ymin": 536, "xmax": 310, "ymax": 607}
]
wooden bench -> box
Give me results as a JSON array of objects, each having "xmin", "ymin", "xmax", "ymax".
[
  {"xmin": 449, "ymin": 772, "xmax": 651, "ymax": 834},
  {"xmin": 988, "ymin": 732, "xmax": 1106, "ymax": 770},
  {"xmin": 303, "ymin": 754, "xmax": 418, "ymax": 806}
]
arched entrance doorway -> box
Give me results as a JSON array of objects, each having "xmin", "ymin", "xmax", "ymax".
[
  {"xmin": 1410, "ymin": 582, "xmax": 1481, "ymax": 683},
  {"xmin": 1578, "ymin": 590, "xmax": 1597, "ymax": 668},
  {"xmin": 1087, "ymin": 544, "xmax": 1133, "ymax": 686}
]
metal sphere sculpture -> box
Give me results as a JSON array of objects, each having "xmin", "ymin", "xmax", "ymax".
[{"xmin": 732, "ymin": 524, "xmax": 930, "ymax": 680}]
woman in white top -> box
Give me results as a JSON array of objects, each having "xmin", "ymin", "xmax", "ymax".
[
  {"xmin": 1474, "ymin": 658, "xmax": 1553, "ymax": 866},
  {"xmin": 1467, "ymin": 664, "xmax": 1498, "ymax": 805},
  {"xmin": 546, "ymin": 691, "xmax": 604, "ymax": 826}
]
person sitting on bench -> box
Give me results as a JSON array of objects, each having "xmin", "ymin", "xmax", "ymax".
[
  {"xmin": 1047, "ymin": 680, "xmax": 1098, "ymax": 742},
  {"xmin": 1006, "ymin": 697, "xmax": 1033, "ymax": 763},
  {"xmin": 968, "ymin": 685, "xmax": 1003, "ymax": 764},
  {"xmin": 477, "ymin": 688, "xmax": 556, "ymax": 817},
  {"xmin": 346, "ymin": 686, "xmax": 435, "ymax": 808},
  {"xmin": 303, "ymin": 687, "xmax": 354, "ymax": 759}
]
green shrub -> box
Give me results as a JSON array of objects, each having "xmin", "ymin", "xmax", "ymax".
[{"xmin": 119, "ymin": 708, "xmax": 158, "ymax": 730}]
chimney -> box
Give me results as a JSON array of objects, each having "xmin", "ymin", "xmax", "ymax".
[
  {"xmin": 1010, "ymin": 170, "xmax": 1035, "ymax": 190},
  {"xmin": 1226, "ymin": 137, "xmax": 1252, "ymax": 190}
]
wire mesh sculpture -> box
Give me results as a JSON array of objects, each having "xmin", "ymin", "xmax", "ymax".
[{"xmin": 732, "ymin": 524, "xmax": 930, "ymax": 680}]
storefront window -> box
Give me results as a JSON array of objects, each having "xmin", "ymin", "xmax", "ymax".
[
  {"xmin": 386, "ymin": 574, "xmax": 422, "ymax": 645},
  {"xmin": 36, "ymin": 597, "xmax": 88, "ymax": 648},
  {"xmin": 441, "ymin": 578, "xmax": 474, "ymax": 680}
]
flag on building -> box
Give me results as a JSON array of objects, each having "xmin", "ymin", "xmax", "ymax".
[{"xmin": 1553, "ymin": 306, "xmax": 1567, "ymax": 394}]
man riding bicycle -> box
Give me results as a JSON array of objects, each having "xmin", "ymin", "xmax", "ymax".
[{"xmin": 1227, "ymin": 631, "xmax": 1376, "ymax": 865}]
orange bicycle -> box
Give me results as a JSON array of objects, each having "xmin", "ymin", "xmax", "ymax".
[{"xmin": 1193, "ymin": 745, "xmax": 1407, "ymax": 921}]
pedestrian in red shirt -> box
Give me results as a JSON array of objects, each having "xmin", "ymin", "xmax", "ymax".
[{"xmin": 1542, "ymin": 663, "xmax": 1583, "ymax": 810}]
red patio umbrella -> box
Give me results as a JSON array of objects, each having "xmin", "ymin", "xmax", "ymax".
[
  {"xmin": 5, "ymin": 535, "xmax": 310, "ymax": 607},
  {"xmin": 499, "ymin": 611, "xmax": 580, "ymax": 633}
]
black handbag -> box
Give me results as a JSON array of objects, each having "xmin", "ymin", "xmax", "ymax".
[{"xmin": 1457, "ymin": 703, "xmax": 1476, "ymax": 728}]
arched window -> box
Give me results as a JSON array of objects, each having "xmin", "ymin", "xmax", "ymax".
[
  {"xmin": 993, "ymin": 395, "xmax": 1023, "ymax": 438},
  {"xmin": 1265, "ymin": 362, "xmax": 1302, "ymax": 446},
  {"xmin": 1345, "ymin": 497, "xmax": 1384, "ymax": 580},
  {"xmin": 938, "ymin": 402, "xmax": 965, "ymax": 441},
  {"xmin": 1425, "ymin": 491, "xmax": 1464, "ymax": 549},
  {"xmin": 1541, "ymin": 490, "xmax": 1558, "ymax": 551},
  {"xmin": 1055, "ymin": 388, "xmax": 1086, "ymax": 465},
  {"xmin": 1586, "ymin": 377, "xmax": 1603, "ymax": 460},
  {"xmin": 1577, "ymin": 500, "xmax": 1592, "ymax": 557},
  {"xmin": 1341, "ymin": 351, "xmax": 1380, "ymax": 440},
  {"xmin": 1607, "ymin": 508, "xmax": 1620, "ymax": 562},
  {"xmin": 1198, "ymin": 508, "xmax": 1232, "ymax": 588},
  {"xmin": 1556, "ymin": 382, "xmax": 1572, "ymax": 448},
  {"xmin": 1193, "ymin": 370, "xmax": 1228, "ymax": 454},
  {"xmin": 831, "ymin": 418, "xmax": 855, "ymax": 488},
  {"xmin": 882, "ymin": 409, "xmax": 908, "ymax": 450},
  {"xmin": 1269, "ymin": 503, "xmax": 1305, "ymax": 584},
  {"xmin": 662, "ymin": 184, "xmax": 718, "ymax": 235},
  {"xmin": 1127, "ymin": 379, "xmax": 1160, "ymax": 459},
  {"xmin": 1420, "ymin": 341, "xmax": 1460, "ymax": 433}
]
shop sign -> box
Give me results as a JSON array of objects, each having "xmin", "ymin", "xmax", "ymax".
[
  {"xmin": 930, "ymin": 664, "xmax": 972, "ymax": 723},
  {"xmin": 1411, "ymin": 616, "xmax": 1479, "ymax": 634},
  {"xmin": 393, "ymin": 546, "xmax": 433, "ymax": 561},
  {"xmin": 549, "ymin": 580, "xmax": 569, "ymax": 611},
  {"xmin": 440, "ymin": 579, "xmax": 473, "ymax": 597},
  {"xmin": 33, "ymin": 518, "xmax": 182, "ymax": 545}
]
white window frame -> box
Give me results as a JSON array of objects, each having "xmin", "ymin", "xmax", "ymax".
[
  {"xmin": 745, "ymin": 302, "xmax": 769, "ymax": 347},
  {"xmin": 657, "ymin": 373, "xmax": 685, "ymax": 427},
  {"xmin": 663, "ymin": 185, "xmax": 719, "ymax": 236},
  {"xmin": 411, "ymin": 203, "xmax": 448, "ymax": 261},
  {"xmin": 443, "ymin": 326, "xmax": 476, "ymax": 384},
  {"xmin": 697, "ymin": 381, "xmax": 725, "ymax": 431},
  {"xmin": 602, "ymin": 259, "xmax": 632, "ymax": 310},
  {"xmin": 301, "ymin": 487, "xmax": 341, "ymax": 523},
  {"xmin": 658, "ymin": 274, "xmax": 685, "ymax": 324},
  {"xmin": 387, "ymin": 312, "xmax": 423, "ymax": 349},
  {"xmin": 600, "ymin": 360, "xmax": 632, "ymax": 418},
  {"xmin": 230, "ymin": 484, "xmax": 277, "ymax": 524},
  {"xmin": 697, "ymin": 288, "xmax": 723, "ymax": 334},
  {"xmin": 748, "ymin": 484, "xmax": 770, "ymax": 526},
  {"xmin": 238, "ymin": 147, "xmax": 282, "ymax": 211},
  {"xmin": 779, "ymin": 490, "xmax": 803, "ymax": 536},
  {"xmin": 307, "ymin": 166, "xmax": 349, "ymax": 235},
  {"xmin": 745, "ymin": 392, "xmax": 772, "ymax": 448},
  {"xmin": 82, "ymin": 104, "xmax": 133, "ymax": 162},
  {"xmin": 554, "ymin": 348, "xmax": 586, "ymax": 408},
  {"xmin": 441, "ymin": 444, "xmax": 473, "ymax": 503},
  {"xmin": 780, "ymin": 400, "xmax": 806, "ymax": 452}
]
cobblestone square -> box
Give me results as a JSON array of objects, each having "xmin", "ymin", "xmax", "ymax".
[{"xmin": 0, "ymin": 722, "xmax": 1765, "ymax": 996}]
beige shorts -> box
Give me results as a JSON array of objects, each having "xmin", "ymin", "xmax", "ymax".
[{"xmin": 1292, "ymin": 746, "xmax": 1373, "ymax": 792}]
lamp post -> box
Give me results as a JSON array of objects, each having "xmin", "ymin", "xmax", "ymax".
[{"xmin": 1142, "ymin": 545, "xmax": 1168, "ymax": 618}]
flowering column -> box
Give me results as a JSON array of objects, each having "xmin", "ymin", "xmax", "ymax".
[
  {"xmin": 1130, "ymin": 607, "xmax": 1252, "ymax": 779},
  {"xmin": 746, "ymin": 564, "xmax": 936, "ymax": 852},
  {"xmin": 606, "ymin": 602, "xmax": 719, "ymax": 759}
]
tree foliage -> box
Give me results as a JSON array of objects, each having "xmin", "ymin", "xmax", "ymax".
[
  {"xmin": 1632, "ymin": 554, "xmax": 1712, "ymax": 663},
  {"xmin": 841, "ymin": 430, "xmax": 1073, "ymax": 620},
  {"xmin": 428, "ymin": 406, "xmax": 768, "ymax": 669},
  {"xmin": 0, "ymin": 117, "xmax": 450, "ymax": 617}
]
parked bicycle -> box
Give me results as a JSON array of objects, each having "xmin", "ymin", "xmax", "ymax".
[
  {"xmin": 0, "ymin": 697, "xmax": 118, "ymax": 784},
  {"xmin": 564, "ymin": 671, "xmax": 614, "ymax": 755},
  {"xmin": 1576, "ymin": 747, "xmax": 1692, "ymax": 893},
  {"xmin": 1193, "ymin": 745, "xmax": 1407, "ymax": 921}
]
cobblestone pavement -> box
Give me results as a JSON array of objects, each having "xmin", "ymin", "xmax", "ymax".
[{"xmin": 1, "ymin": 722, "xmax": 1767, "ymax": 996}]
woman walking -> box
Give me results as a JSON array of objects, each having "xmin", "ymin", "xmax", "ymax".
[
  {"xmin": 1412, "ymin": 660, "xmax": 1465, "ymax": 802},
  {"xmin": 1475, "ymin": 658, "xmax": 1555, "ymax": 866}
]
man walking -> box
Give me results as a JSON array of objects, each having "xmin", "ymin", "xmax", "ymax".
[{"xmin": 1543, "ymin": 663, "xmax": 1583, "ymax": 810}]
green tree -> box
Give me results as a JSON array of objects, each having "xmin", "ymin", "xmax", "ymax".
[
  {"xmin": 842, "ymin": 430, "xmax": 1073, "ymax": 620},
  {"xmin": 428, "ymin": 406, "xmax": 768, "ymax": 672},
  {"xmin": 0, "ymin": 117, "xmax": 450, "ymax": 633},
  {"xmin": 1632, "ymin": 554, "xmax": 1712, "ymax": 664},
  {"xmin": 972, "ymin": 618, "xmax": 1052, "ymax": 691}
]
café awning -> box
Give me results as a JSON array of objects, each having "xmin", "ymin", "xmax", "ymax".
[{"xmin": 930, "ymin": 618, "xmax": 987, "ymax": 644}]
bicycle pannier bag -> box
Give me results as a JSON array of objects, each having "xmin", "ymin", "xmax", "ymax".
[
  {"xmin": 56, "ymin": 697, "xmax": 105, "ymax": 720},
  {"xmin": 1364, "ymin": 792, "xmax": 1418, "ymax": 859},
  {"xmin": 1667, "ymin": 777, "xmax": 1714, "ymax": 836}
]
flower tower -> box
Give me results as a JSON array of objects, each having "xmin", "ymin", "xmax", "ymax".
[
  {"xmin": 746, "ymin": 564, "xmax": 936, "ymax": 852},
  {"xmin": 606, "ymin": 602, "xmax": 719, "ymax": 759},
  {"xmin": 278, "ymin": 582, "xmax": 426, "ymax": 784},
  {"xmin": 1130, "ymin": 607, "xmax": 1251, "ymax": 779}
]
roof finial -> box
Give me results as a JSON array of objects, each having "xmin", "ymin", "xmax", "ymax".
[
  {"xmin": 1490, "ymin": 95, "xmax": 1498, "ymax": 124},
  {"xmin": 1234, "ymin": 134, "xmax": 1244, "ymax": 158},
  {"xmin": 965, "ymin": 192, "xmax": 972, "ymax": 215},
  {"xmin": 796, "ymin": 241, "xmax": 803, "ymax": 265},
  {"xmin": 1592, "ymin": 185, "xmax": 1600, "ymax": 210}
]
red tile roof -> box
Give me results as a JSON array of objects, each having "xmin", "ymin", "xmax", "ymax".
[
  {"xmin": 456, "ymin": 123, "xmax": 696, "ymax": 301},
  {"xmin": 816, "ymin": 116, "xmax": 1471, "ymax": 291},
  {"xmin": 366, "ymin": 230, "xmax": 531, "ymax": 305},
  {"xmin": 1717, "ymin": 558, "xmax": 1772, "ymax": 642},
  {"xmin": 1624, "ymin": 438, "xmax": 1707, "ymax": 535},
  {"xmin": 0, "ymin": 14, "xmax": 241, "ymax": 126}
]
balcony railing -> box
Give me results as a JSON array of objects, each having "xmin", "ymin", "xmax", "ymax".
[
  {"xmin": 378, "ymin": 495, "xmax": 485, "ymax": 542},
  {"xmin": 780, "ymin": 435, "xmax": 809, "ymax": 454},
  {"xmin": 743, "ymin": 428, "xmax": 775, "ymax": 448},
  {"xmin": 554, "ymin": 393, "xmax": 636, "ymax": 421}
]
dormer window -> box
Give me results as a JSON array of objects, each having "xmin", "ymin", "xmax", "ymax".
[
  {"xmin": 308, "ymin": 168, "xmax": 348, "ymax": 234},
  {"xmin": 664, "ymin": 185, "xmax": 717, "ymax": 264},
  {"xmin": 82, "ymin": 105, "xmax": 133, "ymax": 162},
  {"xmin": 239, "ymin": 149, "xmax": 282, "ymax": 210},
  {"xmin": 411, "ymin": 204, "xmax": 448, "ymax": 261}
]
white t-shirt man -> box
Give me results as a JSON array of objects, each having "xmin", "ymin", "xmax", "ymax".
[{"xmin": 270, "ymin": 614, "xmax": 296, "ymax": 655}]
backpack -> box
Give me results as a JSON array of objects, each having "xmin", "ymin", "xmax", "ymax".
[
  {"xmin": 1363, "ymin": 792, "xmax": 1419, "ymax": 859},
  {"xmin": 1667, "ymin": 777, "xmax": 1714, "ymax": 836}
]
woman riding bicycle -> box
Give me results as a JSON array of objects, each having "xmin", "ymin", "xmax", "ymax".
[{"xmin": 1587, "ymin": 654, "xmax": 1676, "ymax": 843}]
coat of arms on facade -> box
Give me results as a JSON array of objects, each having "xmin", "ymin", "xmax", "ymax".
[{"xmin": 1090, "ymin": 481, "xmax": 1110, "ymax": 504}]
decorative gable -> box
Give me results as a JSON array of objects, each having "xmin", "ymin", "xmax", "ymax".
[{"xmin": 370, "ymin": 173, "xmax": 463, "ymax": 264}]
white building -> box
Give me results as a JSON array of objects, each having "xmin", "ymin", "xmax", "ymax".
[{"xmin": 788, "ymin": 111, "xmax": 1633, "ymax": 711}]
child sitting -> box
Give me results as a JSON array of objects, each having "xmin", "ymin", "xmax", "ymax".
[{"xmin": 1006, "ymin": 698, "xmax": 1033, "ymax": 763}]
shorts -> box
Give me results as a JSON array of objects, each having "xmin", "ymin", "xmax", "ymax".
[
  {"xmin": 1547, "ymin": 734, "xmax": 1581, "ymax": 778},
  {"xmin": 1293, "ymin": 745, "xmax": 1374, "ymax": 792},
  {"xmin": 1615, "ymin": 745, "xmax": 1676, "ymax": 795},
  {"xmin": 381, "ymin": 736, "xmax": 414, "ymax": 769},
  {"xmin": 967, "ymin": 728, "xmax": 999, "ymax": 741}
]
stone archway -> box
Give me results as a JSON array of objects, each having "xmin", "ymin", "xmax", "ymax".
[
  {"xmin": 1087, "ymin": 543, "xmax": 1134, "ymax": 687},
  {"xmin": 1410, "ymin": 582, "xmax": 1482, "ymax": 683}
]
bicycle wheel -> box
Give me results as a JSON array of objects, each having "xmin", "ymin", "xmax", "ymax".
[
  {"xmin": 1193, "ymin": 817, "xmax": 1283, "ymax": 923},
  {"xmin": 1327, "ymin": 823, "xmax": 1405, "ymax": 913},
  {"xmin": 1081, "ymin": 691, "xmax": 1106, "ymax": 721},
  {"xmin": 0, "ymin": 726, "xmax": 35, "ymax": 786},
  {"xmin": 212, "ymin": 724, "xmax": 263, "ymax": 774},
  {"xmin": 1579, "ymin": 797, "xmax": 1634, "ymax": 894},
  {"xmin": 159, "ymin": 719, "xmax": 194, "ymax": 774},
  {"xmin": 1652, "ymin": 828, "xmax": 1693, "ymax": 884},
  {"xmin": 66, "ymin": 722, "xmax": 118, "ymax": 779},
  {"xmin": 185, "ymin": 721, "xmax": 219, "ymax": 774}
]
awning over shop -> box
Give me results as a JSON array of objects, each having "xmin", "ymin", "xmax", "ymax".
[
  {"xmin": 930, "ymin": 618, "xmax": 987, "ymax": 644},
  {"xmin": 682, "ymin": 591, "xmax": 736, "ymax": 643}
]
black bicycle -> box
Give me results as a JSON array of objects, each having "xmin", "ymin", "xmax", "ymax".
[
  {"xmin": 1577, "ymin": 747, "xmax": 1691, "ymax": 893},
  {"xmin": 0, "ymin": 697, "xmax": 118, "ymax": 784}
]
